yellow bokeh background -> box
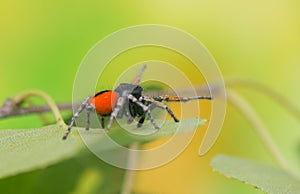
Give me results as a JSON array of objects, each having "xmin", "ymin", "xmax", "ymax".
[{"xmin": 1, "ymin": 1, "xmax": 300, "ymax": 193}]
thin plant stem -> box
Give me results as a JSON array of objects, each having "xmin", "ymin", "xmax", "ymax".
[
  {"xmin": 121, "ymin": 142, "xmax": 140, "ymax": 194},
  {"xmin": 11, "ymin": 89, "xmax": 67, "ymax": 127},
  {"xmin": 227, "ymin": 89, "xmax": 295, "ymax": 175},
  {"xmin": 226, "ymin": 78, "xmax": 300, "ymax": 119},
  {"xmin": 0, "ymin": 103, "xmax": 73, "ymax": 119}
]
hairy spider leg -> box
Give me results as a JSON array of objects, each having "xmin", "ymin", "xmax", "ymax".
[
  {"xmin": 107, "ymin": 95, "xmax": 126, "ymax": 129},
  {"xmin": 145, "ymin": 106, "xmax": 160, "ymax": 129},
  {"xmin": 86, "ymin": 108, "xmax": 90, "ymax": 131},
  {"xmin": 154, "ymin": 95, "xmax": 212, "ymax": 102},
  {"xmin": 85, "ymin": 103, "xmax": 94, "ymax": 131},
  {"xmin": 62, "ymin": 96, "xmax": 91, "ymax": 140},
  {"xmin": 140, "ymin": 96, "xmax": 180, "ymax": 123},
  {"xmin": 133, "ymin": 94, "xmax": 213, "ymax": 129},
  {"xmin": 132, "ymin": 64, "xmax": 147, "ymax": 85}
]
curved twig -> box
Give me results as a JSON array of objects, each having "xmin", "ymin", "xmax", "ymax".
[
  {"xmin": 227, "ymin": 89, "xmax": 297, "ymax": 176},
  {"xmin": 0, "ymin": 90, "xmax": 68, "ymax": 127}
]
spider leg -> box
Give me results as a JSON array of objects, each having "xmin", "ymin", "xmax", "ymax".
[
  {"xmin": 85, "ymin": 104, "xmax": 94, "ymax": 131},
  {"xmin": 100, "ymin": 116, "xmax": 105, "ymax": 128},
  {"xmin": 127, "ymin": 115, "xmax": 134, "ymax": 124},
  {"xmin": 117, "ymin": 99, "xmax": 130, "ymax": 118},
  {"xmin": 146, "ymin": 109, "xmax": 160, "ymax": 129},
  {"xmin": 154, "ymin": 95, "xmax": 212, "ymax": 102},
  {"xmin": 151, "ymin": 94, "xmax": 213, "ymax": 122},
  {"xmin": 137, "ymin": 114, "xmax": 146, "ymax": 128},
  {"xmin": 63, "ymin": 96, "xmax": 91, "ymax": 140},
  {"xmin": 132, "ymin": 64, "xmax": 147, "ymax": 85},
  {"xmin": 86, "ymin": 109, "xmax": 91, "ymax": 131},
  {"xmin": 107, "ymin": 96, "xmax": 126, "ymax": 128},
  {"xmin": 156, "ymin": 102, "xmax": 180, "ymax": 122},
  {"xmin": 140, "ymin": 96, "xmax": 180, "ymax": 122}
]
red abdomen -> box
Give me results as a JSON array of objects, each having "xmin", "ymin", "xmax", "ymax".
[{"xmin": 88, "ymin": 90, "xmax": 119, "ymax": 115}]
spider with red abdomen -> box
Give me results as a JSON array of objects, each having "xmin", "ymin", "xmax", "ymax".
[{"xmin": 62, "ymin": 65, "xmax": 212, "ymax": 140}]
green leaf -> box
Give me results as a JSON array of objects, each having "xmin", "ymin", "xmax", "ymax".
[
  {"xmin": 0, "ymin": 118, "xmax": 205, "ymax": 179},
  {"xmin": 211, "ymin": 154, "xmax": 300, "ymax": 194},
  {"xmin": 0, "ymin": 125, "xmax": 84, "ymax": 179}
]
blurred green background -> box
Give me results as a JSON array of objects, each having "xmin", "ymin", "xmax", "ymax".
[{"xmin": 1, "ymin": 0, "xmax": 300, "ymax": 193}]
